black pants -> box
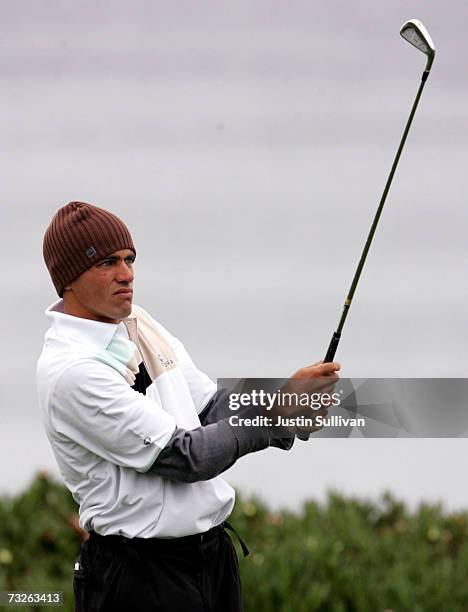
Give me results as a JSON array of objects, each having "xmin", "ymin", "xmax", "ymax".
[{"xmin": 73, "ymin": 523, "xmax": 243, "ymax": 612}]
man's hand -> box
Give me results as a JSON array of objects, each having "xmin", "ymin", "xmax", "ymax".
[
  {"xmin": 269, "ymin": 360, "xmax": 341, "ymax": 437},
  {"xmin": 291, "ymin": 360, "xmax": 341, "ymax": 382}
]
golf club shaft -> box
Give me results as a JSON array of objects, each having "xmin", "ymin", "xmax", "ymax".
[{"xmin": 324, "ymin": 70, "xmax": 430, "ymax": 363}]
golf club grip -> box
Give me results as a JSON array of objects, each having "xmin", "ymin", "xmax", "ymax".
[{"xmin": 324, "ymin": 332, "xmax": 341, "ymax": 363}]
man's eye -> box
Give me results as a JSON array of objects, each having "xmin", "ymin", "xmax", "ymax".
[{"xmin": 99, "ymin": 260, "xmax": 113, "ymax": 267}]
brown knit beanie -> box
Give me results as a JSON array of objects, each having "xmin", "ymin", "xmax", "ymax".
[{"xmin": 43, "ymin": 201, "xmax": 136, "ymax": 297}]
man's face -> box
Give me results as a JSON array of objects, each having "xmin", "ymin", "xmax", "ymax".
[{"xmin": 63, "ymin": 248, "xmax": 135, "ymax": 324}]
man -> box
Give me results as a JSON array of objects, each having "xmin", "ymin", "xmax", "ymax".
[{"xmin": 37, "ymin": 201, "xmax": 340, "ymax": 612}]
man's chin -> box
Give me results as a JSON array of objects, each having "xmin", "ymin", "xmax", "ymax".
[
  {"xmin": 116, "ymin": 302, "xmax": 133, "ymax": 320},
  {"xmin": 122, "ymin": 303, "xmax": 133, "ymax": 318},
  {"xmin": 103, "ymin": 300, "xmax": 133, "ymax": 323}
]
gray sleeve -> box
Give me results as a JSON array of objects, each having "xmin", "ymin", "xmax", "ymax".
[
  {"xmin": 198, "ymin": 389, "xmax": 231, "ymax": 426},
  {"xmin": 199, "ymin": 388, "xmax": 295, "ymax": 451},
  {"xmin": 145, "ymin": 419, "xmax": 271, "ymax": 483}
]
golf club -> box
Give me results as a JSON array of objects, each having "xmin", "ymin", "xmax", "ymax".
[{"xmin": 323, "ymin": 19, "xmax": 436, "ymax": 363}]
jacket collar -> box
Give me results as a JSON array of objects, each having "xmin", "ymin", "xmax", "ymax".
[{"xmin": 45, "ymin": 299, "xmax": 136, "ymax": 349}]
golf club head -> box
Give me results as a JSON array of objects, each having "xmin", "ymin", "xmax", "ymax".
[{"xmin": 400, "ymin": 19, "xmax": 435, "ymax": 72}]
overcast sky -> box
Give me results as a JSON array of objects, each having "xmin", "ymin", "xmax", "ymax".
[{"xmin": 1, "ymin": 0, "xmax": 467, "ymax": 510}]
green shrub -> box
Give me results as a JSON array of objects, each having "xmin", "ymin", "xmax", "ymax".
[{"xmin": 1, "ymin": 473, "xmax": 467, "ymax": 611}]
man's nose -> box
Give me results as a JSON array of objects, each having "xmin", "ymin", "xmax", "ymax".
[{"xmin": 116, "ymin": 261, "xmax": 134, "ymax": 283}]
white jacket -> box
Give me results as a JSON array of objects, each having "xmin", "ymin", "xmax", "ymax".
[{"xmin": 36, "ymin": 299, "xmax": 235, "ymax": 538}]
